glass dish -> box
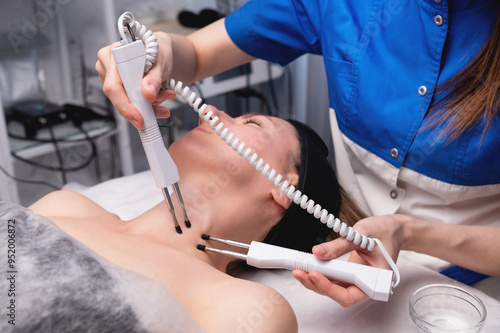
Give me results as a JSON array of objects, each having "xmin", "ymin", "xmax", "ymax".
[{"xmin": 409, "ymin": 284, "xmax": 487, "ymax": 333}]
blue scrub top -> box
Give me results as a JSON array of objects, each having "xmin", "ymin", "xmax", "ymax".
[{"xmin": 225, "ymin": 0, "xmax": 500, "ymax": 186}]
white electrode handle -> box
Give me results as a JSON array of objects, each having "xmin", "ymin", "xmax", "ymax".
[
  {"xmin": 112, "ymin": 40, "xmax": 179, "ymax": 188},
  {"xmin": 247, "ymin": 241, "xmax": 393, "ymax": 301}
]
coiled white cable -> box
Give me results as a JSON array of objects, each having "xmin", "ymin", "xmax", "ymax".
[
  {"xmin": 164, "ymin": 78, "xmax": 400, "ymax": 289},
  {"xmin": 118, "ymin": 12, "xmax": 158, "ymax": 74},
  {"xmin": 118, "ymin": 12, "xmax": 400, "ymax": 290}
]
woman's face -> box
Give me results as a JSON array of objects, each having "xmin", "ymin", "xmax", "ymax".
[
  {"xmin": 170, "ymin": 105, "xmax": 300, "ymax": 191},
  {"xmin": 169, "ymin": 106, "xmax": 300, "ymax": 242}
]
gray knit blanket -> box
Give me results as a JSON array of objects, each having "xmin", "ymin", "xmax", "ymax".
[{"xmin": 0, "ymin": 201, "xmax": 203, "ymax": 332}]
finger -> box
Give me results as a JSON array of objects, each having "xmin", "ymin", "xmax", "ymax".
[
  {"xmin": 142, "ymin": 63, "xmax": 167, "ymax": 102},
  {"xmin": 312, "ymin": 237, "xmax": 359, "ymax": 260},
  {"xmin": 155, "ymin": 89, "xmax": 177, "ymax": 102},
  {"xmin": 102, "ymin": 64, "xmax": 144, "ymax": 129},
  {"xmin": 151, "ymin": 89, "xmax": 177, "ymax": 106},
  {"xmin": 142, "ymin": 81, "xmax": 159, "ymax": 102},
  {"xmin": 95, "ymin": 61, "xmax": 105, "ymax": 85},
  {"xmin": 152, "ymin": 105, "xmax": 171, "ymax": 118},
  {"xmin": 293, "ymin": 270, "xmax": 368, "ymax": 308},
  {"xmin": 111, "ymin": 95, "xmax": 143, "ymax": 129},
  {"xmin": 96, "ymin": 42, "xmax": 145, "ymax": 129},
  {"xmin": 308, "ymin": 271, "xmax": 369, "ymax": 308},
  {"xmin": 96, "ymin": 42, "xmax": 121, "ymax": 77},
  {"xmin": 292, "ymin": 270, "xmax": 320, "ymax": 291}
]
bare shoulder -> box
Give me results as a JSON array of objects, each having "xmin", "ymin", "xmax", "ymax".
[
  {"xmin": 226, "ymin": 278, "xmax": 298, "ymax": 333},
  {"xmin": 28, "ymin": 190, "xmax": 112, "ymax": 219}
]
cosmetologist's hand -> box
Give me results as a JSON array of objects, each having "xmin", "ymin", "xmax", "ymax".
[
  {"xmin": 95, "ymin": 32, "xmax": 176, "ymax": 129},
  {"xmin": 292, "ymin": 215, "xmax": 410, "ymax": 308}
]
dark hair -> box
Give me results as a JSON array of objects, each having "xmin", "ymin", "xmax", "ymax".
[{"xmin": 226, "ymin": 119, "xmax": 366, "ymax": 276}]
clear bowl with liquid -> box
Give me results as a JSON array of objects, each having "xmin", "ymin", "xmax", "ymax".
[{"xmin": 409, "ymin": 284, "xmax": 487, "ymax": 333}]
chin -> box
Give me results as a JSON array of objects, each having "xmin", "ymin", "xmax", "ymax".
[
  {"xmin": 167, "ymin": 138, "xmax": 191, "ymax": 166},
  {"xmin": 168, "ymin": 135, "xmax": 201, "ymax": 157}
]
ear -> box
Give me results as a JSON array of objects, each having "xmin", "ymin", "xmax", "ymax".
[{"xmin": 270, "ymin": 188, "xmax": 292, "ymax": 210}]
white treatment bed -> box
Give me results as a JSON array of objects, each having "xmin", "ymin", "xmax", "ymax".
[{"xmin": 67, "ymin": 171, "xmax": 500, "ymax": 332}]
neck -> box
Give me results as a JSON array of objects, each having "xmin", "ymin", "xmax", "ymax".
[{"xmin": 122, "ymin": 179, "xmax": 253, "ymax": 272}]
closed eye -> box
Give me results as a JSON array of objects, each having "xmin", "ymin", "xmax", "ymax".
[{"xmin": 243, "ymin": 117, "xmax": 262, "ymax": 127}]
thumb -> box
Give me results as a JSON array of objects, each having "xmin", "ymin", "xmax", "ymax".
[
  {"xmin": 312, "ymin": 237, "xmax": 357, "ymax": 260},
  {"xmin": 141, "ymin": 66, "xmax": 165, "ymax": 102}
]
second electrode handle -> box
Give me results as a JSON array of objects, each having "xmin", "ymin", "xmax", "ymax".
[{"xmin": 247, "ymin": 241, "xmax": 393, "ymax": 301}]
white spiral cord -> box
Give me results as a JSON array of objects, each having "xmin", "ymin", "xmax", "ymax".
[
  {"xmin": 118, "ymin": 12, "xmax": 400, "ymax": 290},
  {"xmin": 118, "ymin": 12, "xmax": 158, "ymax": 73}
]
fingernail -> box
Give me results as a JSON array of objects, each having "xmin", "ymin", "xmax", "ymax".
[
  {"xmin": 131, "ymin": 119, "xmax": 140, "ymax": 129},
  {"xmin": 148, "ymin": 84, "xmax": 157, "ymax": 96},
  {"xmin": 314, "ymin": 245, "xmax": 327, "ymax": 256}
]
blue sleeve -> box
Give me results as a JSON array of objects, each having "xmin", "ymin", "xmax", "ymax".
[{"xmin": 225, "ymin": 0, "xmax": 322, "ymax": 66}]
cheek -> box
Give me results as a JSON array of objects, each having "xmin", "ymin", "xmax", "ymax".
[
  {"xmin": 259, "ymin": 151, "xmax": 292, "ymax": 181},
  {"xmin": 255, "ymin": 129, "xmax": 274, "ymax": 147},
  {"xmin": 231, "ymin": 125, "xmax": 273, "ymax": 149}
]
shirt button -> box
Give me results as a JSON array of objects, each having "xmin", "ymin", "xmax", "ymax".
[
  {"xmin": 390, "ymin": 190, "xmax": 398, "ymax": 199},
  {"xmin": 435, "ymin": 0, "xmax": 442, "ymax": 3},
  {"xmin": 434, "ymin": 15, "xmax": 443, "ymax": 26},
  {"xmin": 418, "ymin": 85, "xmax": 428, "ymax": 96},
  {"xmin": 390, "ymin": 148, "xmax": 399, "ymax": 159}
]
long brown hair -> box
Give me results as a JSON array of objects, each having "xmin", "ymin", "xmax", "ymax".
[
  {"xmin": 324, "ymin": 186, "xmax": 366, "ymax": 241},
  {"xmin": 427, "ymin": 12, "xmax": 500, "ymax": 142}
]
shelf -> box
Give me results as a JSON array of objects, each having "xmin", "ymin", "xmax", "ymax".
[{"xmin": 8, "ymin": 120, "xmax": 117, "ymax": 160}]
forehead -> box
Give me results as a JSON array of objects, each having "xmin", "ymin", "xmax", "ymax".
[
  {"xmin": 240, "ymin": 114, "xmax": 300, "ymax": 169},
  {"xmin": 241, "ymin": 114, "xmax": 299, "ymax": 148},
  {"xmin": 270, "ymin": 116, "xmax": 297, "ymax": 137}
]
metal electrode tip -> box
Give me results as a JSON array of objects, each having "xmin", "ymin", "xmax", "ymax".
[
  {"xmin": 162, "ymin": 187, "xmax": 183, "ymax": 234},
  {"xmin": 195, "ymin": 243, "xmax": 248, "ymax": 260},
  {"xmin": 173, "ymin": 183, "xmax": 190, "ymax": 228}
]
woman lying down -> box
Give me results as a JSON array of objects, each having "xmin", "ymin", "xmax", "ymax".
[{"xmin": 0, "ymin": 106, "xmax": 365, "ymax": 332}]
